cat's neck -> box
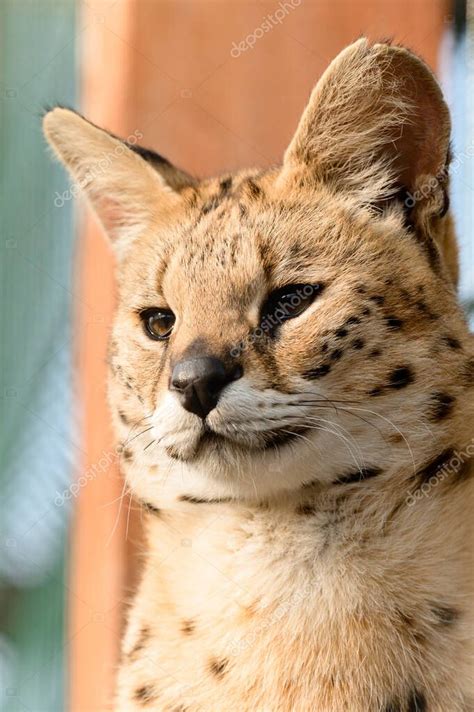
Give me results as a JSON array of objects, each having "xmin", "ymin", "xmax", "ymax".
[{"xmin": 143, "ymin": 449, "xmax": 470, "ymax": 597}]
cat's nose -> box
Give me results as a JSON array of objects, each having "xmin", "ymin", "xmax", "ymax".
[{"xmin": 170, "ymin": 357, "xmax": 242, "ymax": 419}]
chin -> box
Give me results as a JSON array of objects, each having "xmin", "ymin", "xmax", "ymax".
[{"xmin": 154, "ymin": 428, "xmax": 324, "ymax": 502}]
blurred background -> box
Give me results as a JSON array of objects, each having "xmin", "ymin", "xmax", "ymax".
[{"xmin": 0, "ymin": 1, "xmax": 472, "ymax": 710}]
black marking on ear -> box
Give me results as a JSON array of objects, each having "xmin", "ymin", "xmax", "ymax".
[
  {"xmin": 208, "ymin": 658, "xmax": 228, "ymax": 678},
  {"xmin": 415, "ymin": 449, "xmax": 455, "ymax": 485},
  {"xmin": 134, "ymin": 685, "xmax": 158, "ymax": 704},
  {"xmin": 335, "ymin": 467, "xmax": 382, "ymax": 485},
  {"xmin": 408, "ymin": 690, "xmax": 426, "ymax": 711},
  {"xmin": 388, "ymin": 366, "xmax": 414, "ymax": 390},
  {"xmin": 428, "ymin": 392, "xmax": 455, "ymax": 422},
  {"xmin": 439, "ymin": 188, "xmax": 450, "ymax": 218},
  {"xmin": 125, "ymin": 142, "xmax": 196, "ymax": 191},
  {"xmin": 385, "ymin": 316, "xmax": 404, "ymax": 330},
  {"xmin": 393, "ymin": 186, "xmax": 416, "ymax": 229},
  {"xmin": 304, "ymin": 364, "xmax": 331, "ymax": 380},
  {"xmin": 432, "ymin": 605, "xmax": 459, "ymax": 626},
  {"xmin": 128, "ymin": 142, "xmax": 170, "ymax": 164}
]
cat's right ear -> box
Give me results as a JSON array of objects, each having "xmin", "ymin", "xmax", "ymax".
[{"xmin": 43, "ymin": 108, "xmax": 193, "ymax": 255}]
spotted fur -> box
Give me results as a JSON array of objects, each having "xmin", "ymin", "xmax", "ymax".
[{"xmin": 44, "ymin": 39, "xmax": 473, "ymax": 712}]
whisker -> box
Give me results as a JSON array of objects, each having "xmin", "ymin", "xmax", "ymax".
[
  {"xmin": 125, "ymin": 425, "xmax": 154, "ymax": 444},
  {"xmin": 341, "ymin": 405, "xmax": 416, "ymax": 476},
  {"xmin": 299, "ymin": 418, "xmax": 366, "ymax": 470}
]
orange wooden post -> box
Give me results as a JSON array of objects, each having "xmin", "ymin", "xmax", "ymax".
[{"xmin": 70, "ymin": 1, "xmax": 450, "ymax": 709}]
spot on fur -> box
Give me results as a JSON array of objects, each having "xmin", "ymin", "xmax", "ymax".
[
  {"xmin": 351, "ymin": 338, "xmax": 365, "ymax": 350},
  {"xmin": 181, "ymin": 619, "xmax": 195, "ymax": 635},
  {"xmin": 388, "ymin": 366, "xmax": 414, "ymax": 389},
  {"xmin": 335, "ymin": 466, "xmax": 382, "ymax": 485},
  {"xmin": 304, "ymin": 364, "xmax": 331, "ymax": 380},
  {"xmin": 383, "ymin": 701, "xmax": 401, "ymax": 712},
  {"xmin": 296, "ymin": 503, "xmax": 316, "ymax": 515},
  {"xmin": 385, "ymin": 316, "xmax": 403, "ymax": 330},
  {"xmin": 134, "ymin": 684, "xmax": 158, "ymax": 704},
  {"xmin": 370, "ymin": 295, "xmax": 385, "ymax": 305},
  {"xmin": 178, "ymin": 494, "xmax": 229, "ymax": 504},
  {"xmin": 128, "ymin": 626, "xmax": 150, "ymax": 659},
  {"xmin": 245, "ymin": 177, "xmax": 263, "ymax": 200},
  {"xmin": 428, "ymin": 392, "xmax": 455, "ymax": 422},
  {"xmin": 416, "ymin": 449, "xmax": 455, "ymax": 485},
  {"xmin": 208, "ymin": 657, "xmax": 228, "ymax": 678},
  {"xmin": 408, "ymin": 690, "xmax": 426, "ymax": 711},
  {"xmin": 432, "ymin": 605, "xmax": 459, "ymax": 626},
  {"xmin": 443, "ymin": 334, "xmax": 461, "ymax": 350},
  {"xmin": 142, "ymin": 501, "xmax": 161, "ymax": 515},
  {"xmin": 461, "ymin": 357, "xmax": 474, "ymax": 387}
]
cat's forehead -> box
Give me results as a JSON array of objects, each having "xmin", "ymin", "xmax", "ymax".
[{"xmin": 165, "ymin": 170, "xmax": 347, "ymax": 277}]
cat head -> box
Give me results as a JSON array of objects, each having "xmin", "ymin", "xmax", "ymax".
[{"xmin": 44, "ymin": 39, "xmax": 471, "ymax": 504}]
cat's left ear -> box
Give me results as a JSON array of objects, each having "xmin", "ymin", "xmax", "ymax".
[
  {"xmin": 280, "ymin": 39, "xmax": 451, "ymax": 214},
  {"xmin": 43, "ymin": 108, "xmax": 194, "ymax": 255}
]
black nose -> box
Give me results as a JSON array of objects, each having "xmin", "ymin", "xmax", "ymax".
[{"xmin": 170, "ymin": 357, "xmax": 242, "ymax": 418}]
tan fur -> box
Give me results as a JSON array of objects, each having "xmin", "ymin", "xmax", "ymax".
[{"xmin": 44, "ymin": 39, "xmax": 473, "ymax": 711}]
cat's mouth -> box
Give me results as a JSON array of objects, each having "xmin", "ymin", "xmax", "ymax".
[
  {"xmin": 164, "ymin": 422, "xmax": 310, "ymax": 463},
  {"xmin": 195, "ymin": 422, "xmax": 310, "ymax": 455}
]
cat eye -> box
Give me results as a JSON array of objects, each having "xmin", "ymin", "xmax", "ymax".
[
  {"xmin": 260, "ymin": 283, "xmax": 324, "ymax": 328},
  {"xmin": 140, "ymin": 308, "xmax": 176, "ymax": 340}
]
